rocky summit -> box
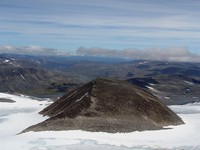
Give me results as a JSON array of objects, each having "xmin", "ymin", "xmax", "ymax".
[{"xmin": 24, "ymin": 78, "xmax": 184, "ymax": 133}]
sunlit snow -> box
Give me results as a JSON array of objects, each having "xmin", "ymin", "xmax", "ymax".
[
  {"xmin": 0, "ymin": 92, "xmax": 200, "ymax": 150},
  {"xmin": 3, "ymin": 59, "xmax": 10, "ymax": 63}
]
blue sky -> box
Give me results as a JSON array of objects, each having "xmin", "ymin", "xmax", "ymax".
[{"xmin": 0, "ymin": 0, "xmax": 200, "ymax": 55}]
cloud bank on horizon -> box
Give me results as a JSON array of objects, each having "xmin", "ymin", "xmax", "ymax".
[
  {"xmin": 0, "ymin": 45, "xmax": 200, "ymax": 62},
  {"xmin": 0, "ymin": 45, "xmax": 69, "ymax": 56},
  {"xmin": 0, "ymin": 0, "xmax": 200, "ymax": 53},
  {"xmin": 77, "ymin": 47, "xmax": 200, "ymax": 62}
]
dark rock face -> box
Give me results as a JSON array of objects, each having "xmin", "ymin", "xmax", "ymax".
[
  {"xmin": 126, "ymin": 77, "xmax": 159, "ymax": 89},
  {"xmin": 0, "ymin": 67, "xmax": 82, "ymax": 98},
  {"xmin": 24, "ymin": 78, "xmax": 184, "ymax": 133},
  {"xmin": 0, "ymin": 98, "xmax": 15, "ymax": 103}
]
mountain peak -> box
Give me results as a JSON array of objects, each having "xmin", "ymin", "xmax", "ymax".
[{"xmin": 24, "ymin": 78, "xmax": 184, "ymax": 133}]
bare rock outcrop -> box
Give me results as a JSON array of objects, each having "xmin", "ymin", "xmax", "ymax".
[{"xmin": 24, "ymin": 78, "xmax": 184, "ymax": 133}]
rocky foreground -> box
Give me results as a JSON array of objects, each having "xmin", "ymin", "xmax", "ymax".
[{"xmin": 24, "ymin": 78, "xmax": 184, "ymax": 133}]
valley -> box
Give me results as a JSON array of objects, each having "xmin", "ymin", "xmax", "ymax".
[{"xmin": 0, "ymin": 53, "xmax": 199, "ymax": 104}]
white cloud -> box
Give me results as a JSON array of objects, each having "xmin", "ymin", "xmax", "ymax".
[
  {"xmin": 0, "ymin": 45, "xmax": 69, "ymax": 56},
  {"xmin": 0, "ymin": 45, "xmax": 199, "ymax": 62},
  {"xmin": 76, "ymin": 47, "xmax": 200, "ymax": 62}
]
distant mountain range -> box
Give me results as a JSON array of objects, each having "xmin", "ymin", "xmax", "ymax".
[{"xmin": 0, "ymin": 53, "xmax": 200, "ymax": 104}]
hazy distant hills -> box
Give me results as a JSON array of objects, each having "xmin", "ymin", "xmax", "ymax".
[
  {"xmin": 0, "ymin": 54, "xmax": 85, "ymax": 98},
  {"xmin": 0, "ymin": 53, "xmax": 200, "ymax": 104}
]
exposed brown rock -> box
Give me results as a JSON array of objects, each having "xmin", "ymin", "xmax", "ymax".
[
  {"xmin": 24, "ymin": 78, "xmax": 184, "ymax": 133},
  {"xmin": 0, "ymin": 98, "xmax": 15, "ymax": 103}
]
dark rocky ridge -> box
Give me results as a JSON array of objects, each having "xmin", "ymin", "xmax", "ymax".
[
  {"xmin": 24, "ymin": 78, "xmax": 184, "ymax": 133},
  {"xmin": 0, "ymin": 98, "xmax": 15, "ymax": 103}
]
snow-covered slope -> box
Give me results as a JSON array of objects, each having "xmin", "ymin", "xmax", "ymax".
[
  {"xmin": 0, "ymin": 93, "xmax": 200, "ymax": 150},
  {"xmin": 0, "ymin": 93, "xmax": 49, "ymax": 138}
]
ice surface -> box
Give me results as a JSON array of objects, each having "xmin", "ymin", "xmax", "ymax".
[
  {"xmin": 146, "ymin": 86, "xmax": 159, "ymax": 93},
  {"xmin": 3, "ymin": 59, "xmax": 9, "ymax": 63},
  {"xmin": 184, "ymin": 81, "xmax": 194, "ymax": 85},
  {"xmin": 20, "ymin": 74, "xmax": 25, "ymax": 80},
  {"xmin": 0, "ymin": 93, "xmax": 49, "ymax": 138},
  {"xmin": 75, "ymin": 92, "xmax": 88, "ymax": 102},
  {"xmin": 0, "ymin": 92, "xmax": 200, "ymax": 150}
]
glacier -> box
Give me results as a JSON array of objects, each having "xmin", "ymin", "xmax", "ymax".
[{"xmin": 0, "ymin": 92, "xmax": 200, "ymax": 150}]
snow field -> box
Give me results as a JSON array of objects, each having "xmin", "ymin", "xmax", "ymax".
[{"xmin": 0, "ymin": 92, "xmax": 200, "ymax": 150}]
